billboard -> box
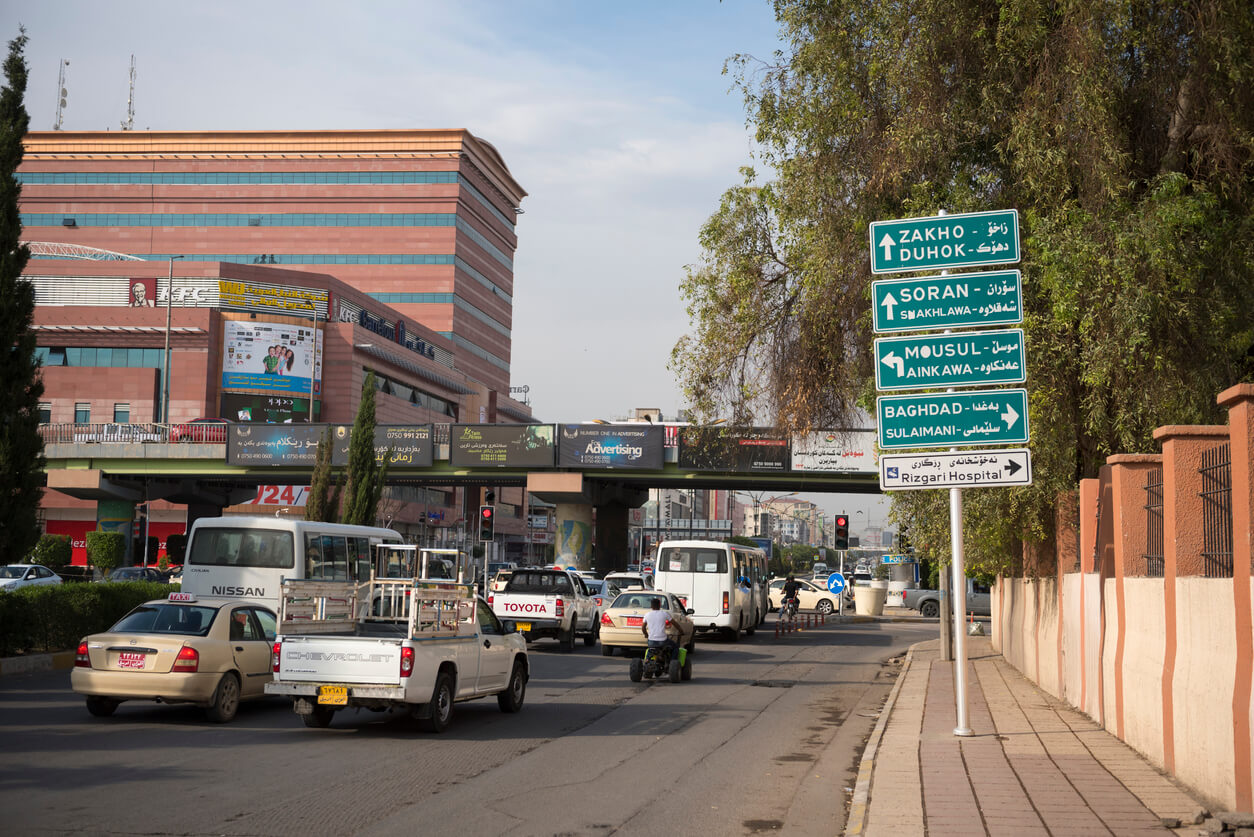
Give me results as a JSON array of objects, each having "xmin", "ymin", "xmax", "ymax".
[
  {"xmin": 227, "ymin": 424, "xmax": 324, "ymax": 466},
  {"xmin": 220, "ymin": 392, "xmax": 313, "ymax": 423},
  {"xmin": 221, "ymin": 319, "xmax": 323, "ymax": 394},
  {"xmin": 557, "ymin": 425, "xmax": 664, "ymax": 469},
  {"xmin": 678, "ymin": 427, "xmax": 790, "ymax": 472},
  {"xmin": 790, "ymin": 430, "xmax": 878, "ymax": 473},
  {"xmin": 330, "ymin": 425, "xmax": 434, "ymax": 468},
  {"xmin": 449, "ymin": 424, "xmax": 555, "ymax": 468}
]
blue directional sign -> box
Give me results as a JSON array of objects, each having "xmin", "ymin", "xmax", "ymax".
[
  {"xmin": 869, "ymin": 209, "xmax": 1019, "ymax": 274},
  {"xmin": 874, "ymin": 329, "xmax": 1026, "ymax": 391},
  {"xmin": 872, "ymin": 270, "xmax": 1023, "ymax": 334},
  {"xmin": 826, "ymin": 572, "xmax": 847, "ymax": 595},
  {"xmin": 876, "ymin": 388, "xmax": 1030, "ymax": 450}
]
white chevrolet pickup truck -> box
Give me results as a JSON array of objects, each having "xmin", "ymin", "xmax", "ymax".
[
  {"xmin": 488, "ymin": 568, "xmax": 599, "ymax": 652},
  {"xmin": 265, "ymin": 577, "xmax": 529, "ymax": 732}
]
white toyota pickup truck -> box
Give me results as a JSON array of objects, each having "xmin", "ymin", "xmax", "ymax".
[
  {"xmin": 488, "ymin": 568, "xmax": 599, "ymax": 652},
  {"xmin": 265, "ymin": 577, "xmax": 529, "ymax": 731}
]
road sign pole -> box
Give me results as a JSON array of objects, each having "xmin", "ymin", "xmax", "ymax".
[{"xmin": 936, "ymin": 218, "xmax": 973, "ymax": 736}]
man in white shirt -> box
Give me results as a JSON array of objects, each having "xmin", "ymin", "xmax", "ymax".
[{"xmin": 641, "ymin": 597, "xmax": 678, "ymax": 663}]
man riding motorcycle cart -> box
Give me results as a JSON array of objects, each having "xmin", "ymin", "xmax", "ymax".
[{"xmin": 630, "ymin": 597, "xmax": 692, "ymax": 683}]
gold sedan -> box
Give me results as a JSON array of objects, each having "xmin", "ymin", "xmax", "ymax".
[
  {"xmin": 71, "ymin": 592, "xmax": 276, "ymax": 723},
  {"xmin": 598, "ymin": 589, "xmax": 695, "ymax": 658}
]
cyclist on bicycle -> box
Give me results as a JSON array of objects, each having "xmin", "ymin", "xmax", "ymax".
[{"xmin": 779, "ymin": 574, "xmax": 801, "ymax": 620}]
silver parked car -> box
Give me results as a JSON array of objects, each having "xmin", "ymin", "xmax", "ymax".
[{"xmin": 0, "ymin": 564, "xmax": 63, "ymax": 591}]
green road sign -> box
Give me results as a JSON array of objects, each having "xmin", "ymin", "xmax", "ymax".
[
  {"xmin": 872, "ymin": 270, "xmax": 1022, "ymax": 333},
  {"xmin": 874, "ymin": 328, "xmax": 1026, "ymax": 391},
  {"xmin": 869, "ymin": 209, "xmax": 1019, "ymax": 274},
  {"xmin": 876, "ymin": 388, "xmax": 1030, "ymax": 450}
]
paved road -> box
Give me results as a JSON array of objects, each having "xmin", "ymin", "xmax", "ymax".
[{"xmin": 0, "ymin": 618, "xmax": 936, "ymax": 836}]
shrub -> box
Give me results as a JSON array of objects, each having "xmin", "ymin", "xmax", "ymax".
[
  {"xmin": 873, "ymin": 561, "xmax": 892, "ymax": 580},
  {"xmin": 0, "ymin": 582, "xmax": 170, "ymax": 656},
  {"xmin": 85, "ymin": 531, "xmax": 126, "ymax": 574},
  {"xmin": 29, "ymin": 534, "xmax": 72, "ymax": 570}
]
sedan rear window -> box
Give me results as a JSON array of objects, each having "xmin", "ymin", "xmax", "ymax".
[
  {"xmin": 612, "ymin": 593, "xmax": 664, "ymax": 609},
  {"xmin": 111, "ymin": 604, "xmax": 217, "ymax": 636}
]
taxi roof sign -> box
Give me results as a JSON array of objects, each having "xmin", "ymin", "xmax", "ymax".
[{"xmin": 168, "ymin": 591, "xmax": 197, "ymax": 602}]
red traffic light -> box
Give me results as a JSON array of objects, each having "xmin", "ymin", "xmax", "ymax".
[
  {"xmin": 835, "ymin": 515, "xmax": 848, "ymax": 527},
  {"xmin": 481, "ymin": 506, "xmax": 494, "ymax": 519}
]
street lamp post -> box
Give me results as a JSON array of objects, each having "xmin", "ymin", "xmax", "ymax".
[
  {"xmin": 161, "ymin": 255, "xmax": 184, "ymax": 428},
  {"xmin": 307, "ymin": 299, "xmax": 320, "ymax": 422}
]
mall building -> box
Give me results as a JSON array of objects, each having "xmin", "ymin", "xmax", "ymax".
[{"xmin": 18, "ymin": 129, "xmax": 538, "ymax": 563}]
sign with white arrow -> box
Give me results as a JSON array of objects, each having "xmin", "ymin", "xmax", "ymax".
[
  {"xmin": 872, "ymin": 270, "xmax": 1022, "ymax": 334},
  {"xmin": 876, "ymin": 388, "xmax": 1029, "ymax": 450},
  {"xmin": 874, "ymin": 328, "xmax": 1026, "ymax": 391},
  {"xmin": 879, "ymin": 448, "xmax": 1033, "ymax": 490},
  {"xmin": 869, "ymin": 209, "xmax": 1020, "ymax": 274}
]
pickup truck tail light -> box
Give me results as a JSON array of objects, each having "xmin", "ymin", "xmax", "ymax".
[
  {"xmin": 555, "ymin": 597, "xmax": 565, "ymax": 617},
  {"xmin": 75, "ymin": 641, "xmax": 91, "ymax": 668},
  {"xmin": 487, "ymin": 594, "xmax": 493, "ymax": 608},
  {"xmin": 400, "ymin": 646, "xmax": 415, "ymax": 678},
  {"xmin": 600, "ymin": 611, "xmax": 614, "ymax": 626},
  {"xmin": 172, "ymin": 645, "xmax": 199, "ymax": 673},
  {"xmin": 272, "ymin": 641, "xmax": 281, "ymax": 672},
  {"xmin": 722, "ymin": 592, "xmax": 729, "ymax": 614}
]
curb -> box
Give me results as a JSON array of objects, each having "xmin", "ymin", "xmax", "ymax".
[
  {"xmin": 844, "ymin": 640, "xmax": 922, "ymax": 836},
  {"xmin": 0, "ymin": 651, "xmax": 75, "ymax": 677}
]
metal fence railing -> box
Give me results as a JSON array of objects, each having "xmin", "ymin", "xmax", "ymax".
[
  {"xmin": 1200, "ymin": 443, "xmax": 1233, "ymax": 579},
  {"xmin": 1143, "ymin": 467, "xmax": 1164, "ymax": 578},
  {"xmin": 39, "ymin": 422, "xmax": 229, "ymax": 445}
]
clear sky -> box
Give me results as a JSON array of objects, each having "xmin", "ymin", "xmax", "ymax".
[{"xmin": 1, "ymin": 0, "xmax": 891, "ymax": 530}]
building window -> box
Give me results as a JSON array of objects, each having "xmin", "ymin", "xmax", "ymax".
[
  {"xmin": 74, "ymin": 403, "xmax": 90, "ymax": 424},
  {"xmin": 38, "ymin": 403, "xmax": 51, "ymax": 424},
  {"xmin": 113, "ymin": 403, "xmax": 130, "ymax": 423}
]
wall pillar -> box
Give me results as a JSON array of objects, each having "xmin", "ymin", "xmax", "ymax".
[
  {"xmin": 1218, "ymin": 383, "xmax": 1254, "ymax": 810},
  {"xmin": 1106, "ymin": 454, "xmax": 1163, "ymax": 741},
  {"xmin": 554, "ymin": 503, "xmax": 593, "ymax": 570},
  {"xmin": 1152, "ymin": 424, "xmax": 1231, "ymax": 779}
]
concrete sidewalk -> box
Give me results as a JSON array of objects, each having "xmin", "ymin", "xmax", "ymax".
[{"xmin": 848, "ymin": 635, "xmax": 1209, "ymax": 836}]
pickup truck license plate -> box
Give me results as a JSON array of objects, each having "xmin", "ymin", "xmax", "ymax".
[
  {"xmin": 318, "ymin": 685, "xmax": 347, "ymax": 706},
  {"xmin": 516, "ymin": 622, "xmax": 531, "ymax": 633}
]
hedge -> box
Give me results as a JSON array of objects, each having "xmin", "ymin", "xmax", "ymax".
[{"xmin": 0, "ymin": 582, "xmax": 175, "ymax": 657}]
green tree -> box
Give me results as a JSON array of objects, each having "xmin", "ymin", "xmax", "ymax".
[
  {"xmin": 305, "ymin": 426, "xmax": 341, "ymax": 523},
  {"xmin": 341, "ymin": 372, "xmax": 389, "ymax": 526},
  {"xmin": 29, "ymin": 534, "xmax": 71, "ymax": 570},
  {"xmin": 677, "ymin": 1, "xmax": 1254, "ymax": 575},
  {"xmin": 0, "ymin": 29, "xmax": 45, "ymax": 564},
  {"xmin": 85, "ymin": 531, "xmax": 125, "ymax": 575}
]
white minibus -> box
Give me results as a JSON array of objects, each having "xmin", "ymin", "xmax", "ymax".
[
  {"xmin": 181, "ymin": 516, "xmax": 404, "ymax": 610},
  {"xmin": 652, "ymin": 540, "xmax": 767, "ymax": 641}
]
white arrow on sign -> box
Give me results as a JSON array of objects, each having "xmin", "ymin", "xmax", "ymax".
[
  {"xmin": 880, "ymin": 350, "xmax": 904, "ymax": 376},
  {"xmin": 880, "ymin": 291, "xmax": 898, "ymax": 320},
  {"xmin": 1001, "ymin": 403, "xmax": 1020, "ymax": 429},
  {"xmin": 878, "ymin": 232, "xmax": 896, "ymax": 262}
]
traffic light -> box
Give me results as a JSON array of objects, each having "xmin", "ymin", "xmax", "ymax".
[
  {"xmin": 834, "ymin": 514, "xmax": 849, "ymax": 550},
  {"xmin": 478, "ymin": 504, "xmax": 495, "ymax": 542}
]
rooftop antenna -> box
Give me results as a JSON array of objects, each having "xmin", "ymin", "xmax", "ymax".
[
  {"xmin": 120, "ymin": 55, "xmax": 135, "ymax": 131},
  {"xmin": 52, "ymin": 59, "xmax": 69, "ymax": 130}
]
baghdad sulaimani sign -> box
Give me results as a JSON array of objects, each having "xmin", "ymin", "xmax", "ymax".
[
  {"xmin": 557, "ymin": 425, "xmax": 664, "ymax": 469},
  {"xmin": 449, "ymin": 424, "xmax": 556, "ymax": 468}
]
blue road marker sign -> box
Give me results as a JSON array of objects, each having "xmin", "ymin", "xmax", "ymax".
[{"xmin": 827, "ymin": 572, "xmax": 847, "ymax": 595}]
